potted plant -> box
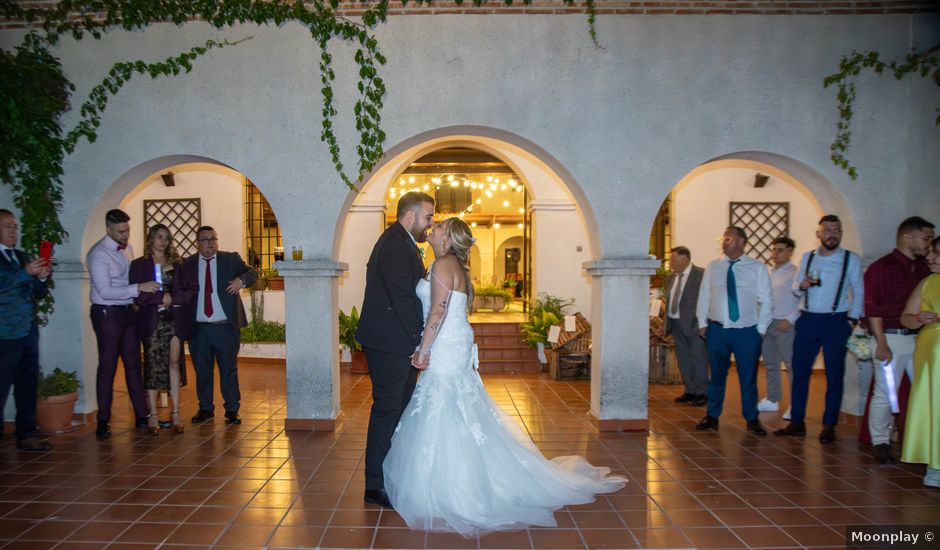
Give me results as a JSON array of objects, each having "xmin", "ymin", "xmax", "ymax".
[
  {"xmin": 651, "ymin": 264, "xmax": 671, "ymax": 292},
  {"xmin": 250, "ymin": 268, "xmax": 268, "ymax": 291},
  {"xmin": 520, "ymin": 293, "xmax": 575, "ymax": 365},
  {"xmin": 472, "ymin": 285, "xmax": 513, "ymax": 312},
  {"xmin": 36, "ymin": 368, "xmax": 81, "ymax": 434},
  {"xmin": 339, "ymin": 307, "xmax": 368, "ymax": 374},
  {"xmin": 261, "ymin": 267, "xmax": 283, "ymax": 291}
]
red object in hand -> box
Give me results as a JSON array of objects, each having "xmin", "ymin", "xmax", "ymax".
[{"xmin": 39, "ymin": 240, "xmax": 52, "ymax": 262}]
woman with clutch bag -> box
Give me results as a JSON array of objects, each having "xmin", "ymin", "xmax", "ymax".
[
  {"xmin": 901, "ymin": 236, "xmax": 940, "ymax": 488},
  {"xmin": 129, "ymin": 225, "xmax": 195, "ymax": 434}
]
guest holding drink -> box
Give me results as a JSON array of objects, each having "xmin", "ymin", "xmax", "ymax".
[
  {"xmin": 129, "ymin": 225, "xmax": 196, "ymax": 434},
  {"xmin": 900, "ymin": 236, "xmax": 940, "ymax": 488},
  {"xmin": 776, "ymin": 214, "xmax": 863, "ymax": 443}
]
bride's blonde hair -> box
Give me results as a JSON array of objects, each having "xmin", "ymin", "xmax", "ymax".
[{"xmin": 440, "ymin": 217, "xmax": 475, "ymax": 308}]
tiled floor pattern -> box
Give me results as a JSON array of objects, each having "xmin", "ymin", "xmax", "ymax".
[{"xmin": 1, "ymin": 363, "xmax": 937, "ymax": 549}]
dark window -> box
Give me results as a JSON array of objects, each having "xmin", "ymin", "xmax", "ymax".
[
  {"xmin": 143, "ymin": 198, "xmax": 201, "ymax": 257},
  {"xmin": 730, "ymin": 202, "xmax": 789, "ymax": 263},
  {"xmin": 244, "ymin": 179, "xmax": 282, "ymax": 270}
]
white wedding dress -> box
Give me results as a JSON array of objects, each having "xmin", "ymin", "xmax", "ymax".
[{"xmin": 383, "ymin": 276, "xmax": 626, "ymax": 538}]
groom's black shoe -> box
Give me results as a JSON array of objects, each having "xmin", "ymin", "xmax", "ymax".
[{"xmin": 364, "ymin": 489, "xmax": 392, "ymax": 508}]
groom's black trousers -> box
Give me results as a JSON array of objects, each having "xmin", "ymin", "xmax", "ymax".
[{"xmin": 364, "ymin": 348, "xmax": 418, "ymax": 491}]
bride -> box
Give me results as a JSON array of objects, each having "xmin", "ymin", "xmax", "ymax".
[{"xmin": 383, "ymin": 217, "xmax": 626, "ymax": 538}]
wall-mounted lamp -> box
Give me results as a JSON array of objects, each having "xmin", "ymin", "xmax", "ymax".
[
  {"xmin": 754, "ymin": 173, "xmax": 769, "ymax": 188},
  {"xmin": 160, "ymin": 172, "xmax": 175, "ymax": 187}
]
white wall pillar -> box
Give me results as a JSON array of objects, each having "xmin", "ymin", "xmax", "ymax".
[
  {"xmin": 275, "ymin": 259, "xmax": 347, "ymax": 431},
  {"xmin": 583, "ymin": 258, "xmax": 659, "ymax": 431},
  {"xmin": 532, "ymin": 200, "xmax": 592, "ymax": 320},
  {"xmin": 338, "ymin": 202, "xmax": 385, "ymax": 314},
  {"xmin": 39, "ymin": 261, "xmax": 97, "ymax": 419}
]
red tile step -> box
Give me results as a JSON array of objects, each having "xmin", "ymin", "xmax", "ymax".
[{"xmin": 470, "ymin": 322, "xmax": 545, "ymax": 374}]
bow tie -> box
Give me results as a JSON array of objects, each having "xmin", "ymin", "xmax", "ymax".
[{"xmin": 116, "ymin": 243, "xmax": 127, "ymax": 251}]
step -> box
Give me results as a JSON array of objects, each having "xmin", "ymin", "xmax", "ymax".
[
  {"xmin": 474, "ymin": 334, "xmax": 528, "ymax": 347},
  {"xmin": 476, "ymin": 346, "xmax": 540, "ymax": 361},
  {"xmin": 470, "ymin": 322, "xmax": 524, "ymax": 335},
  {"xmin": 478, "ymin": 360, "xmax": 545, "ymax": 374}
]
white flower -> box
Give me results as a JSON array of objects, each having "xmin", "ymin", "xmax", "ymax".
[{"xmin": 847, "ymin": 334, "xmax": 873, "ymax": 361}]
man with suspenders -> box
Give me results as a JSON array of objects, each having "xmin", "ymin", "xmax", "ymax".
[{"xmin": 775, "ymin": 214, "xmax": 863, "ymax": 443}]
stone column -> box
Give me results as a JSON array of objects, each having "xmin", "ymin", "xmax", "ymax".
[
  {"xmin": 275, "ymin": 259, "xmax": 348, "ymax": 431},
  {"xmin": 38, "ymin": 260, "xmax": 98, "ymax": 420},
  {"xmin": 583, "ymin": 258, "xmax": 659, "ymax": 431}
]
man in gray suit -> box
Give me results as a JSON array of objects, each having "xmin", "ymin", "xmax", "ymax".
[{"xmin": 665, "ymin": 246, "xmax": 709, "ymax": 406}]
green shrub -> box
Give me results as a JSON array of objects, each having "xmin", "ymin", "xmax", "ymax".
[
  {"xmin": 474, "ymin": 285, "xmax": 513, "ymax": 300},
  {"xmin": 339, "ymin": 307, "xmax": 362, "ymax": 352},
  {"xmin": 520, "ymin": 293, "xmax": 575, "ymax": 349},
  {"xmin": 37, "ymin": 368, "xmax": 80, "ymax": 398},
  {"xmin": 240, "ymin": 320, "xmax": 286, "ymax": 343}
]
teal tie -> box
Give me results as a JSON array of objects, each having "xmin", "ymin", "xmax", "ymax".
[{"xmin": 727, "ymin": 259, "xmax": 740, "ymax": 322}]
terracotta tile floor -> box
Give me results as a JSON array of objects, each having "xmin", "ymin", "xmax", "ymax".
[{"xmin": 2, "ymin": 363, "xmax": 937, "ymax": 549}]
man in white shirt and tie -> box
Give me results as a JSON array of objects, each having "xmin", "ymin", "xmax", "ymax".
[
  {"xmin": 758, "ymin": 237, "xmax": 801, "ymax": 419},
  {"xmin": 695, "ymin": 226, "xmax": 774, "ymax": 436}
]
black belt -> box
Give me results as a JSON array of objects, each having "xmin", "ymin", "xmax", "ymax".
[
  {"xmin": 197, "ymin": 320, "xmax": 228, "ymax": 325},
  {"xmin": 92, "ymin": 304, "xmax": 131, "ymax": 309},
  {"xmin": 884, "ymin": 328, "xmax": 917, "ymax": 336}
]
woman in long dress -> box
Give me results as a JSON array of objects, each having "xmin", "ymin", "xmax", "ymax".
[
  {"xmin": 383, "ymin": 217, "xmax": 626, "ymax": 538},
  {"xmin": 901, "ymin": 235, "xmax": 940, "ymax": 488},
  {"xmin": 129, "ymin": 225, "xmax": 194, "ymax": 434}
]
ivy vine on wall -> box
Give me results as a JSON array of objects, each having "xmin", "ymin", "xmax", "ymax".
[
  {"xmin": 824, "ymin": 44, "xmax": 940, "ymax": 180},
  {"xmin": 0, "ymin": 0, "xmax": 599, "ymax": 322}
]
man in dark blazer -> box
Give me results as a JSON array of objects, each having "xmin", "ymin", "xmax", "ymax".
[
  {"xmin": 356, "ymin": 191, "xmax": 435, "ymax": 508},
  {"xmin": 0, "ymin": 209, "xmax": 53, "ymax": 451},
  {"xmin": 664, "ymin": 246, "xmax": 709, "ymax": 406},
  {"xmin": 185, "ymin": 226, "xmax": 256, "ymax": 426}
]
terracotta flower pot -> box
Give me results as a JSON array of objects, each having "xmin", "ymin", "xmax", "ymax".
[
  {"xmin": 350, "ymin": 351, "xmax": 369, "ymax": 374},
  {"xmin": 267, "ymin": 277, "xmax": 285, "ymax": 291},
  {"xmin": 36, "ymin": 392, "xmax": 78, "ymax": 433}
]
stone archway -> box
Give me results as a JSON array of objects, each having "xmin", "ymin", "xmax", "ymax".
[
  {"xmin": 330, "ymin": 126, "xmax": 639, "ymax": 426},
  {"xmin": 63, "ymin": 155, "xmax": 287, "ymax": 420}
]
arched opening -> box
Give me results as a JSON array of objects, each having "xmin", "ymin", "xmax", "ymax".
[
  {"xmin": 647, "ymin": 152, "xmax": 858, "ymax": 411},
  {"xmin": 78, "ymin": 155, "xmax": 288, "ymax": 418},
  {"xmin": 333, "ymin": 128, "xmax": 597, "ymax": 379}
]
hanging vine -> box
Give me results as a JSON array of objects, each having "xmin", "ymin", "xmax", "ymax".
[
  {"xmin": 824, "ymin": 44, "xmax": 940, "ymax": 180},
  {"xmin": 0, "ymin": 0, "xmax": 600, "ymax": 322}
]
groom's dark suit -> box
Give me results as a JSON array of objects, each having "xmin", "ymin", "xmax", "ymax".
[{"xmin": 357, "ymin": 222, "xmax": 425, "ymax": 492}]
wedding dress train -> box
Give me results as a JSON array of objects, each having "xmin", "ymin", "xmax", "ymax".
[{"xmin": 383, "ymin": 278, "xmax": 626, "ymax": 537}]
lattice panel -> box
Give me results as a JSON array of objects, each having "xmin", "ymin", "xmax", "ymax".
[
  {"xmin": 143, "ymin": 199, "xmax": 201, "ymax": 258},
  {"xmin": 729, "ymin": 202, "xmax": 789, "ymax": 264}
]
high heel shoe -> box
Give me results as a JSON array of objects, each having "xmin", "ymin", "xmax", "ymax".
[
  {"xmin": 147, "ymin": 414, "xmax": 160, "ymax": 435},
  {"xmin": 171, "ymin": 412, "xmax": 184, "ymax": 434}
]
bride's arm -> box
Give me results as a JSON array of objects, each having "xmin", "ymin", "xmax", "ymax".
[{"xmin": 413, "ymin": 259, "xmax": 456, "ymax": 370}]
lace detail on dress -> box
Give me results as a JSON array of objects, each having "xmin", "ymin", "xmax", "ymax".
[{"xmin": 383, "ymin": 273, "xmax": 626, "ymax": 538}]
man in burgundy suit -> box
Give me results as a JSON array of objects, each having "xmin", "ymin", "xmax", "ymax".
[{"xmin": 87, "ymin": 209, "xmax": 159, "ymax": 439}]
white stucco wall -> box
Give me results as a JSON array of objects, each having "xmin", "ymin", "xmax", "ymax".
[
  {"xmin": 3, "ymin": 12, "xmax": 938, "ymax": 423},
  {"xmin": 673, "ymin": 164, "xmax": 825, "ymax": 266},
  {"xmin": 118, "ymin": 164, "xmax": 245, "ymax": 256}
]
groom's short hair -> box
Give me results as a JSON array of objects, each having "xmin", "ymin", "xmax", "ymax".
[{"xmin": 396, "ymin": 191, "xmax": 435, "ymax": 219}]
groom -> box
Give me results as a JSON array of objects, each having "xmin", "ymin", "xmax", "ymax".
[{"xmin": 357, "ymin": 191, "xmax": 435, "ymax": 508}]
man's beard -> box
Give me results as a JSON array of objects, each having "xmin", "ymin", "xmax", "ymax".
[
  {"xmin": 822, "ymin": 238, "xmax": 840, "ymax": 251},
  {"xmin": 409, "ymin": 223, "xmax": 427, "ymax": 243}
]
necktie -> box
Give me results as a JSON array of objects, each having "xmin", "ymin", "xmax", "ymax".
[
  {"xmin": 670, "ymin": 272, "xmax": 684, "ymax": 316},
  {"xmin": 727, "ymin": 259, "xmax": 740, "ymax": 322},
  {"xmin": 204, "ymin": 258, "xmax": 214, "ymax": 317},
  {"xmin": 4, "ymin": 249, "xmax": 16, "ymax": 266}
]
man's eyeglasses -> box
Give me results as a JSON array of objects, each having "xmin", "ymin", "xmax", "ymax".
[{"xmin": 197, "ymin": 237, "xmax": 218, "ymax": 243}]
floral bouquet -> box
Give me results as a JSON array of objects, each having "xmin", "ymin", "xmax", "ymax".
[{"xmin": 846, "ymin": 332, "xmax": 873, "ymax": 361}]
